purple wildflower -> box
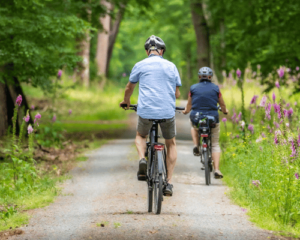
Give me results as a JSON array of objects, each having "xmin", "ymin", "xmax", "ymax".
[
  {"xmin": 275, "ymin": 81, "xmax": 280, "ymax": 88},
  {"xmin": 274, "ymin": 136, "xmax": 279, "ymax": 145},
  {"xmin": 252, "ymin": 109, "xmax": 256, "ymax": 115},
  {"xmin": 27, "ymin": 125, "xmax": 33, "ymax": 134},
  {"xmin": 252, "ymin": 180, "xmax": 261, "ymax": 187},
  {"xmin": 250, "ymin": 95, "xmax": 259, "ymax": 105},
  {"xmin": 236, "ymin": 69, "xmax": 242, "ymax": 78},
  {"xmin": 248, "ymin": 124, "xmax": 254, "ymax": 134},
  {"xmin": 259, "ymin": 96, "xmax": 267, "ymax": 107},
  {"xmin": 31, "ymin": 105, "xmax": 35, "ymax": 110},
  {"xmin": 272, "ymin": 92, "xmax": 276, "ymax": 102},
  {"xmin": 23, "ymin": 114, "xmax": 30, "ymax": 123},
  {"xmin": 236, "ymin": 135, "xmax": 240, "ymax": 138},
  {"xmin": 122, "ymin": 73, "xmax": 126, "ymax": 77},
  {"xmin": 238, "ymin": 112, "xmax": 242, "ymax": 120},
  {"xmin": 297, "ymin": 134, "xmax": 300, "ymax": 147},
  {"xmin": 262, "ymin": 133, "xmax": 266, "ymax": 138},
  {"xmin": 295, "ymin": 173, "xmax": 299, "ymax": 180},
  {"xmin": 275, "ymin": 122, "xmax": 280, "ymax": 128},
  {"xmin": 34, "ymin": 113, "xmax": 41, "ymax": 126},
  {"xmin": 35, "ymin": 113, "xmax": 41, "ymax": 119},
  {"xmin": 69, "ymin": 109, "xmax": 72, "ymax": 115},
  {"xmin": 286, "ymin": 103, "xmax": 290, "ymax": 108},
  {"xmin": 241, "ymin": 208, "xmax": 247, "ymax": 213},
  {"xmin": 283, "ymin": 109, "xmax": 288, "ymax": 118},
  {"xmin": 296, "ymin": 66, "xmax": 300, "ymax": 71},
  {"xmin": 222, "ymin": 118, "xmax": 227, "ymax": 123},
  {"xmin": 277, "ymin": 67, "xmax": 284, "ymax": 78},
  {"xmin": 287, "ymin": 108, "xmax": 293, "ymax": 118},
  {"xmin": 295, "ymin": 101, "xmax": 297, "ymax": 106},
  {"xmin": 290, "ymin": 140, "xmax": 296, "ymax": 157},
  {"xmin": 16, "ymin": 95, "xmax": 22, "ymax": 106},
  {"xmin": 57, "ymin": 70, "xmax": 62, "ymax": 79},
  {"xmin": 52, "ymin": 115, "xmax": 56, "ymax": 122},
  {"xmin": 250, "ymin": 118, "xmax": 253, "ymax": 123}
]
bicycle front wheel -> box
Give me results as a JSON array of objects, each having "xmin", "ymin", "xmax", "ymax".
[
  {"xmin": 203, "ymin": 151, "xmax": 211, "ymax": 185},
  {"xmin": 154, "ymin": 174, "xmax": 163, "ymax": 214}
]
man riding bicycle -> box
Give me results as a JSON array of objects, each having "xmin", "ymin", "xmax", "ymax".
[
  {"xmin": 183, "ymin": 67, "xmax": 228, "ymax": 179},
  {"xmin": 119, "ymin": 35, "xmax": 181, "ymax": 196}
]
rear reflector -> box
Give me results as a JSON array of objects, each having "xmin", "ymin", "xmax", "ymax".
[
  {"xmin": 154, "ymin": 145, "xmax": 164, "ymax": 151},
  {"xmin": 202, "ymin": 144, "xmax": 207, "ymax": 148},
  {"xmin": 201, "ymin": 134, "xmax": 208, "ymax": 137}
]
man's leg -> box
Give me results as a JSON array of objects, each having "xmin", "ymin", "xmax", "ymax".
[
  {"xmin": 211, "ymin": 124, "xmax": 223, "ymax": 178},
  {"xmin": 135, "ymin": 131, "xmax": 147, "ymax": 159},
  {"xmin": 165, "ymin": 137, "xmax": 177, "ymax": 183}
]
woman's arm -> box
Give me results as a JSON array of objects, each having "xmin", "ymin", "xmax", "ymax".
[
  {"xmin": 218, "ymin": 95, "xmax": 228, "ymax": 114},
  {"xmin": 183, "ymin": 94, "xmax": 192, "ymax": 114}
]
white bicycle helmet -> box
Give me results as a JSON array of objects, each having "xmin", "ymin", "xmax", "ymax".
[{"xmin": 144, "ymin": 35, "xmax": 166, "ymax": 54}]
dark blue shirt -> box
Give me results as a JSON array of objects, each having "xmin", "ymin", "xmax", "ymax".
[{"xmin": 189, "ymin": 80, "xmax": 221, "ymax": 123}]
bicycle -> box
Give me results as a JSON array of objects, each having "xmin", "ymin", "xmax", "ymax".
[
  {"xmin": 121, "ymin": 104, "xmax": 184, "ymax": 214},
  {"xmin": 193, "ymin": 108, "xmax": 226, "ymax": 185}
]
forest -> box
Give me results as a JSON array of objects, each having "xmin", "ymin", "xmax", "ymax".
[{"xmin": 1, "ymin": 0, "xmax": 300, "ymax": 237}]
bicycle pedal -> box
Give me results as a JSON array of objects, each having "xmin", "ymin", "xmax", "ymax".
[
  {"xmin": 137, "ymin": 174, "xmax": 147, "ymax": 181},
  {"xmin": 163, "ymin": 193, "xmax": 172, "ymax": 197}
]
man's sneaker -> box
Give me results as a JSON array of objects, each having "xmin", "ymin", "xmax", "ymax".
[
  {"xmin": 137, "ymin": 158, "xmax": 147, "ymax": 181},
  {"xmin": 201, "ymin": 163, "xmax": 205, "ymax": 170},
  {"xmin": 214, "ymin": 170, "xmax": 223, "ymax": 179},
  {"xmin": 193, "ymin": 146, "xmax": 200, "ymax": 156},
  {"xmin": 163, "ymin": 183, "xmax": 173, "ymax": 197}
]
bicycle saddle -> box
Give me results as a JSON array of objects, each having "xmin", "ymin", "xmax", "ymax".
[{"xmin": 148, "ymin": 119, "xmax": 167, "ymax": 123}]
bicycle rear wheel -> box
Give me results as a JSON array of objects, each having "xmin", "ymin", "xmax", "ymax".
[
  {"xmin": 154, "ymin": 174, "xmax": 163, "ymax": 214},
  {"xmin": 147, "ymin": 147, "xmax": 153, "ymax": 212},
  {"xmin": 204, "ymin": 151, "xmax": 211, "ymax": 185},
  {"xmin": 147, "ymin": 184, "xmax": 153, "ymax": 212}
]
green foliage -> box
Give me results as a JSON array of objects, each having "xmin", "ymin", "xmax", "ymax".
[
  {"xmin": 35, "ymin": 123, "xmax": 65, "ymax": 148},
  {"xmin": 0, "ymin": 0, "xmax": 91, "ymax": 89},
  {"xmin": 109, "ymin": 0, "xmax": 197, "ymax": 96},
  {"xmin": 207, "ymin": 0, "xmax": 300, "ymax": 77}
]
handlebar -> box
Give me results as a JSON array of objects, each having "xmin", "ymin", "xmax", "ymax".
[
  {"xmin": 120, "ymin": 104, "xmax": 185, "ymax": 112},
  {"xmin": 218, "ymin": 105, "xmax": 228, "ymax": 115}
]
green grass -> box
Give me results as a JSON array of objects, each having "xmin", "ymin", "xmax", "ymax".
[{"xmin": 219, "ymin": 81, "xmax": 300, "ymax": 238}]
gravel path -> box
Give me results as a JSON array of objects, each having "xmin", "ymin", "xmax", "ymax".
[{"xmin": 10, "ymin": 111, "xmax": 280, "ymax": 240}]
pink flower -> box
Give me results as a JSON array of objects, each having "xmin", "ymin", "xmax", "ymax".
[
  {"xmin": 23, "ymin": 114, "xmax": 30, "ymax": 123},
  {"xmin": 287, "ymin": 108, "xmax": 293, "ymax": 118},
  {"xmin": 294, "ymin": 101, "xmax": 297, "ymax": 106},
  {"xmin": 52, "ymin": 115, "xmax": 56, "ymax": 122},
  {"xmin": 275, "ymin": 81, "xmax": 280, "ymax": 88},
  {"xmin": 248, "ymin": 124, "xmax": 254, "ymax": 134},
  {"xmin": 241, "ymin": 208, "xmax": 247, "ymax": 213},
  {"xmin": 262, "ymin": 132, "xmax": 266, "ymax": 138},
  {"xmin": 286, "ymin": 103, "xmax": 290, "ymax": 108},
  {"xmin": 274, "ymin": 136, "xmax": 279, "ymax": 145},
  {"xmin": 222, "ymin": 118, "xmax": 227, "ymax": 123},
  {"xmin": 277, "ymin": 67, "xmax": 284, "ymax": 78},
  {"xmin": 16, "ymin": 95, "xmax": 22, "ymax": 106},
  {"xmin": 259, "ymin": 96, "xmax": 267, "ymax": 107},
  {"xmin": 237, "ymin": 112, "xmax": 242, "ymax": 120},
  {"xmin": 31, "ymin": 105, "xmax": 35, "ymax": 110},
  {"xmin": 236, "ymin": 69, "xmax": 242, "ymax": 78},
  {"xmin": 69, "ymin": 109, "xmax": 72, "ymax": 115},
  {"xmin": 27, "ymin": 125, "xmax": 33, "ymax": 134},
  {"xmin": 272, "ymin": 92, "xmax": 276, "ymax": 102},
  {"xmin": 34, "ymin": 113, "xmax": 41, "ymax": 126},
  {"xmin": 250, "ymin": 95, "xmax": 259, "ymax": 105},
  {"xmin": 252, "ymin": 180, "xmax": 261, "ymax": 187},
  {"xmin": 295, "ymin": 173, "xmax": 299, "ymax": 179},
  {"xmin": 57, "ymin": 69, "xmax": 62, "ymax": 79},
  {"xmin": 35, "ymin": 113, "xmax": 41, "ymax": 119},
  {"xmin": 290, "ymin": 140, "xmax": 296, "ymax": 157},
  {"xmin": 122, "ymin": 73, "xmax": 126, "ymax": 77},
  {"xmin": 296, "ymin": 66, "xmax": 300, "ymax": 71}
]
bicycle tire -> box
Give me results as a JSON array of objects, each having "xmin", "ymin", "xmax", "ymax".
[
  {"xmin": 204, "ymin": 151, "xmax": 211, "ymax": 185},
  {"xmin": 154, "ymin": 174, "xmax": 163, "ymax": 214},
  {"xmin": 147, "ymin": 184, "xmax": 153, "ymax": 212},
  {"xmin": 147, "ymin": 147, "xmax": 153, "ymax": 212}
]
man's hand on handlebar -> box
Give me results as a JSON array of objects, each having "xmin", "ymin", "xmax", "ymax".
[
  {"xmin": 182, "ymin": 108, "xmax": 189, "ymax": 115},
  {"xmin": 119, "ymin": 100, "xmax": 130, "ymax": 109}
]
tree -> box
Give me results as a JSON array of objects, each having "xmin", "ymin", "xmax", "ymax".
[
  {"xmin": 0, "ymin": 0, "xmax": 90, "ymax": 136},
  {"xmin": 190, "ymin": 0, "xmax": 210, "ymax": 69}
]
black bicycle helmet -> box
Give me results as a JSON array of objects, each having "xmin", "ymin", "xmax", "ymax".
[
  {"xmin": 144, "ymin": 35, "xmax": 166, "ymax": 54},
  {"xmin": 198, "ymin": 67, "xmax": 213, "ymax": 80}
]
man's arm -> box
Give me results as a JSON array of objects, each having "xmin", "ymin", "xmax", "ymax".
[
  {"xmin": 119, "ymin": 82, "xmax": 136, "ymax": 109},
  {"xmin": 183, "ymin": 94, "xmax": 192, "ymax": 114},
  {"xmin": 175, "ymin": 86, "xmax": 180, "ymax": 99},
  {"xmin": 218, "ymin": 95, "xmax": 228, "ymax": 114}
]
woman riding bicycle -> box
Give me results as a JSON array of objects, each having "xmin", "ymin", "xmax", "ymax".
[{"xmin": 182, "ymin": 67, "xmax": 228, "ymax": 179}]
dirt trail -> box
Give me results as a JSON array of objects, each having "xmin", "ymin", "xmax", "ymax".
[{"xmin": 9, "ymin": 111, "xmax": 282, "ymax": 240}]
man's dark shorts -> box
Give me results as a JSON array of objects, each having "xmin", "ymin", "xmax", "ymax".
[{"xmin": 137, "ymin": 116, "xmax": 176, "ymax": 139}]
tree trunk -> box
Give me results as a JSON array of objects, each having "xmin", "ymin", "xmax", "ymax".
[
  {"xmin": 96, "ymin": 0, "xmax": 112, "ymax": 77},
  {"xmin": 106, "ymin": 4, "xmax": 126, "ymax": 76},
  {"xmin": 78, "ymin": 31, "xmax": 91, "ymax": 87},
  {"xmin": 0, "ymin": 82, "xmax": 8, "ymax": 137},
  {"xmin": 191, "ymin": 1, "xmax": 210, "ymax": 68}
]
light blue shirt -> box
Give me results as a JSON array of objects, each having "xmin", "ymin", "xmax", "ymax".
[{"xmin": 129, "ymin": 55, "xmax": 182, "ymax": 119}]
